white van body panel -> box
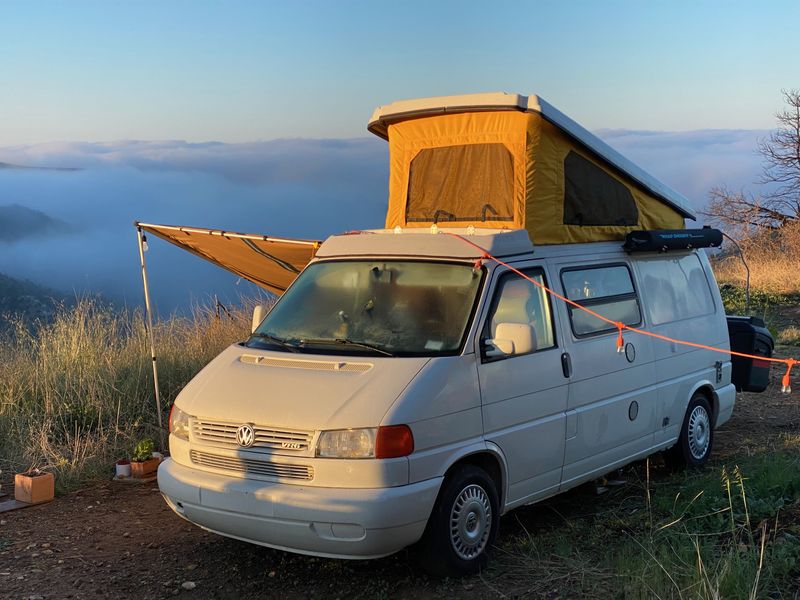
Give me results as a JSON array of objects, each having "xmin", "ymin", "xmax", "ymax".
[
  {"xmin": 159, "ymin": 231, "xmax": 735, "ymax": 559},
  {"xmin": 545, "ymin": 253, "xmax": 660, "ymax": 486},
  {"xmin": 474, "ymin": 260, "xmax": 569, "ymax": 507},
  {"xmin": 384, "ymin": 355, "xmax": 485, "ymax": 484}
]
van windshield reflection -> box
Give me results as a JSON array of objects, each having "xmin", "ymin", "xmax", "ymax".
[{"xmin": 247, "ymin": 260, "xmax": 483, "ymax": 356}]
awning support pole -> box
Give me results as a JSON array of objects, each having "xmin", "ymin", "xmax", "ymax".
[{"xmin": 137, "ymin": 226, "xmax": 165, "ymax": 450}]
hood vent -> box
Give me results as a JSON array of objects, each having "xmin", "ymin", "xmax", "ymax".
[{"xmin": 239, "ymin": 354, "xmax": 373, "ymax": 373}]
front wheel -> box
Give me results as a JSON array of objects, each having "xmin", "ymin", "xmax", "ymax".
[
  {"xmin": 416, "ymin": 464, "xmax": 500, "ymax": 577},
  {"xmin": 665, "ymin": 393, "xmax": 714, "ymax": 469}
]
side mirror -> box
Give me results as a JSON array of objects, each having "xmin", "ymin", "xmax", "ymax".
[
  {"xmin": 484, "ymin": 323, "xmax": 537, "ymax": 358},
  {"xmin": 251, "ymin": 304, "xmax": 268, "ymax": 333}
]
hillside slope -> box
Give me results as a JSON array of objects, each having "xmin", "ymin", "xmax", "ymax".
[{"xmin": 0, "ymin": 271, "xmax": 67, "ymax": 323}]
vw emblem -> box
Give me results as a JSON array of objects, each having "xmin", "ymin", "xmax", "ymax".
[{"xmin": 236, "ymin": 424, "xmax": 255, "ymax": 448}]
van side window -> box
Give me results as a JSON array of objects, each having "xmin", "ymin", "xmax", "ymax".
[
  {"xmin": 561, "ymin": 264, "xmax": 641, "ymax": 336},
  {"xmin": 485, "ymin": 269, "xmax": 556, "ymax": 354},
  {"xmin": 638, "ymin": 254, "xmax": 715, "ymax": 325}
]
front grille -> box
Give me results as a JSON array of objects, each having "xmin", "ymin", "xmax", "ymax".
[
  {"xmin": 190, "ymin": 450, "xmax": 313, "ymax": 481},
  {"xmin": 192, "ymin": 419, "xmax": 313, "ymax": 451}
]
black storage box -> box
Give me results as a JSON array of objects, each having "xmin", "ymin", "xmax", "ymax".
[
  {"xmin": 726, "ymin": 316, "xmax": 774, "ymax": 392},
  {"xmin": 623, "ymin": 228, "xmax": 723, "ymax": 253}
]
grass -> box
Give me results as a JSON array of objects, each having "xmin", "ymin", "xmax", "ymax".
[
  {"xmin": 487, "ymin": 448, "xmax": 800, "ymax": 599},
  {"xmin": 0, "ymin": 297, "xmax": 256, "ymax": 491}
]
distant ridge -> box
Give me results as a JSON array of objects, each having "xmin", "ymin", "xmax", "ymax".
[
  {"xmin": 0, "ymin": 271, "xmax": 68, "ymax": 326},
  {"xmin": 0, "ymin": 161, "xmax": 80, "ymax": 171},
  {"xmin": 0, "ymin": 204, "xmax": 73, "ymax": 242}
]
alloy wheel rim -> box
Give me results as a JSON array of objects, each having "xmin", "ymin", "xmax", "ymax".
[
  {"xmin": 449, "ymin": 484, "xmax": 492, "ymax": 560},
  {"xmin": 688, "ymin": 405, "xmax": 711, "ymax": 460}
]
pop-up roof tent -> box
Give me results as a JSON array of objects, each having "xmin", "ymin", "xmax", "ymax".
[
  {"xmin": 137, "ymin": 92, "xmax": 698, "ymax": 296},
  {"xmin": 368, "ymin": 92, "xmax": 695, "ymax": 244}
]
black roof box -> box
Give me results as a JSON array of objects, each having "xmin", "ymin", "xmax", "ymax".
[{"xmin": 623, "ymin": 228, "xmax": 722, "ymax": 253}]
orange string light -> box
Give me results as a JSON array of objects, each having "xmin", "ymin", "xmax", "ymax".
[{"xmin": 782, "ymin": 359, "xmax": 796, "ymax": 394}]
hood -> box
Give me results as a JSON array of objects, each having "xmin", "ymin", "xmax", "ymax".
[{"xmin": 175, "ymin": 344, "xmax": 429, "ymax": 431}]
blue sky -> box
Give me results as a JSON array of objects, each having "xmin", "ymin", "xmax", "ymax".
[
  {"xmin": 1, "ymin": 0, "xmax": 797, "ymax": 144},
  {"xmin": 0, "ymin": 1, "xmax": 795, "ymax": 310}
]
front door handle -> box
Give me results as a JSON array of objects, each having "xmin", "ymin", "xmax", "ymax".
[{"xmin": 561, "ymin": 352, "xmax": 572, "ymax": 378}]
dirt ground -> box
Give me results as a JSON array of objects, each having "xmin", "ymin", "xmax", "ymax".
[{"xmin": 1, "ymin": 351, "xmax": 799, "ymax": 600}]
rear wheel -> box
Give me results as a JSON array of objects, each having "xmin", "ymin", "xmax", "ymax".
[
  {"xmin": 416, "ymin": 464, "xmax": 500, "ymax": 577},
  {"xmin": 665, "ymin": 393, "xmax": 714, "ymax": 469}
]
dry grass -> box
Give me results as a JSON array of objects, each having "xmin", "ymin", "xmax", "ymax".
[
  {"xmin": 0, "ymin": 298, "xmax": 261, "ymax": 490},
  {"xmin": 777, "ymin": 325, "xmax": 800, "ymax": 345},
  {"xmin": 713, "ymin": 222, "xmax": 800, "ymax": 294}
]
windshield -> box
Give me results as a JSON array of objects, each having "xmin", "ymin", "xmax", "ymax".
[{"xmin": 247, "ymin": 260, "xmax": 484, "ymax": 356}]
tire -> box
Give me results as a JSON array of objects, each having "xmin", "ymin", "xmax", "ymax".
[
  {"xmin": 416, "ymin": 464, "xmax": 500, "ymax": 577},
  {"xmin": 665, "ymin": 393, "xmax": 714, "ymax": 470}
]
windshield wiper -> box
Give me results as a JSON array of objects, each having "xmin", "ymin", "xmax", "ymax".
[
  {"xmin": 249, "ymin": 332, "xmax": 300, "ymax": 352},
  {"xmin": 297, "ymin": 337, "xmax": 394, "ymax": 357}
]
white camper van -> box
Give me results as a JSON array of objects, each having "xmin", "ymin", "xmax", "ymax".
[{"xmin": 155, "ymin": 94, "xmax": 762, "ymax": 575}]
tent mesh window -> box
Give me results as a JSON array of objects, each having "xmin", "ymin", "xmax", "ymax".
[
  {"xmin": 406, "ymin": 143, "xmax": 515, "ymax": 223},
  {"xmin": 563, "ymin": 151, "xmax": 639, "ymax": 226}
]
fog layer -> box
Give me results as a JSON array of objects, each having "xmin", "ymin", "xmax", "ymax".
[{"xmin": 0, "ymin": 131, "xmax": 766, "ymax": 313}]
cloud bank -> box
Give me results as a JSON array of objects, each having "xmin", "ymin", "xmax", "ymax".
[
  {"xmin": 0, "ymin": 138, "xmax": 386, "ymax": 188},
  {"xmin": 0, "ymin": 129, "xmax": 770, "ymax": 312}
]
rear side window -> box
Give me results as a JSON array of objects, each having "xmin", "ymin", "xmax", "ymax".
[
  {"xmin": 407, "ymin": 144, "xmax": 515, "ymax": 223},
  {"xmin": 561, "ymin": 264, "xmax": 641, "ymax": 336},
  {"xmin": 638, "ymin": 255, "xmax": 715, "ymax": 325},
  {"xmin": 563, "ymin": 151, "xmax": 638, "ymax": 226}
]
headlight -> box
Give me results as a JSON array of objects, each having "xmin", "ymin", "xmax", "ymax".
[
  {"xmin": 169, "ymin": 405, "xmax": 191, "ymax": 441},
  {"xmin": 315, "ymin": 425, "xmax": 414, "ymax": 459},
  {"xmin": 316, "ymin": 428, "xmax": 376, "ymax": 458}
]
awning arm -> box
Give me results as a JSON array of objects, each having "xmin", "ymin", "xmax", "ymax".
[{"xmin": 136, "ymin": 225, "xmax": 165, "ymax": 450}]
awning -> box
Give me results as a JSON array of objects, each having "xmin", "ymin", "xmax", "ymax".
[{"xmin": 135, "ymin": 222, "xmax": 321, "ymax": 295}]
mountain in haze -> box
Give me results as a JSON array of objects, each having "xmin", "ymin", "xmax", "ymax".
[
  {"xmin": 0, "ymin": 271, "xmax": 68, "ymax": 326},
  {"xmin": 0, "ymin": 204, "xmax": 74, "ymax": 242},
  {"xmin": 0, "ymin": 161, "xmax": 80, "ymax": 171}
]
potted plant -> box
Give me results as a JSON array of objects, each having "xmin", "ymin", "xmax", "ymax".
[
  {"xmin": 115, "ymin": 458, "xmax": 132, "ymax": 478},
  {"xmin": 15, "ymin": 468, "xmax": 55, "ymax": 504},
  {"xmin": 130, "ymin": 439, "xmax": 159, "ymax": 479}
]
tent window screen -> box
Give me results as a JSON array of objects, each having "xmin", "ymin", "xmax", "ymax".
[
  {"xmin": 563, "ymin": 151, "xmax": 638, "ymax": 226},
  {"xmin": 406, "ymin": 143, "xmax": 515, "ymax": 223}
]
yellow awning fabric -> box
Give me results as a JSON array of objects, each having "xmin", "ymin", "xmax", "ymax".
[
  {"xmin": 136, "ymin": 222, "xmax": 320, "ymax": 295},
  {"xmin": 384, "ymin": 110, "xmax": 685, "ymax": 244}
]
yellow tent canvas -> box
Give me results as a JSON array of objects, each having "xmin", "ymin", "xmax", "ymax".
[{"xmin": 368, "ymin": 93, "xmax": 695, "ymax": 244}]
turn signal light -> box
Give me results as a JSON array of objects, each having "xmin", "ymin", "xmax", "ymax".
[{"xmin": 375, "ymin": 425, "xmax": 414, "ymax": 459}]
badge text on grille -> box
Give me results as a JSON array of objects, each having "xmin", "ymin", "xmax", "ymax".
[{"xmin": 281, "ymin": 442, "xmax": 302, "ymax": 450}]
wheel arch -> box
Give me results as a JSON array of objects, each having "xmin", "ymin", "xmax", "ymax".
[
  {"xmin": 688, "ymin": 381, "xmax": 719, "ymax": 426},
  {"xmin": 440, "ymin": 443, "xmax": 508, "ymax": 511}
]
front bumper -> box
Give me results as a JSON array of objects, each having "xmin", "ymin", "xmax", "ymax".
[{"xmin": 157, "ymin": 458, "xmax": 442, "ymax": 559}]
